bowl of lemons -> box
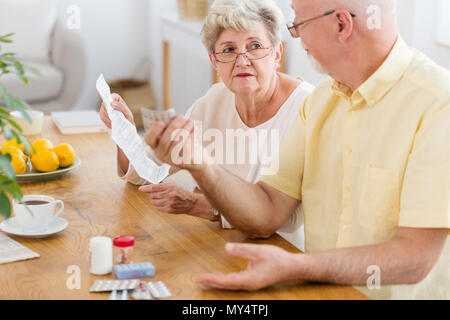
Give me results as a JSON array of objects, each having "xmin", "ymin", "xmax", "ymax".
[{"xmin": 1, "ymin": 138, "xmax": 81, "ymax": 182}]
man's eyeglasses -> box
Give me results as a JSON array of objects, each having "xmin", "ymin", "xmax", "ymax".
[
  {"xmin": 287, "ymin": 9, "xmax": 356, "ymax": 38},
  {"xmin": 213, "ymin": 47, "xmax": 273, "ymax": 63}
]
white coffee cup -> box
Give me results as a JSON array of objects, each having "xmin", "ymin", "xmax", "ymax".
[{"xmin": 13, "ymin": 195, "xmax": 64, "ymax": 233}]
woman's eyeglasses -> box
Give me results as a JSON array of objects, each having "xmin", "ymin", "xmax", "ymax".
[{"xmin": 214, "ymin": 47, "xmax": 273, "ymax": 63}]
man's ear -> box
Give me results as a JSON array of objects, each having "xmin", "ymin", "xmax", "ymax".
[
  {"xmin": 209, "ymin": 53, "xmax": 218, "ymax": 70},
  {"xmin": 335, "ymin": 9, "xmax": 354, "ymax": 42}
]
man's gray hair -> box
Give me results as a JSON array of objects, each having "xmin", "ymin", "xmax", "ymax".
[{"xmin": 201, "ymin": 0, "xmax": 285, "ymax": 53}]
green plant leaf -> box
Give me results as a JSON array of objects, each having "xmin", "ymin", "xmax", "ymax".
[
  {"xmin": 0, "ymin": 176, "xmax": 23, "ymax": 199},
  {"xmin": 3, "ymin": 125, "xmax": 13, "ymax": 140},
  {"xmin": 0, "ymin": 153, "xmax": 15, "ymax": 180},
  {"xmin": 0, "ymin": 153, "xmax": 11, "ymax": 161},
  {"xmin": 20, "ymin": 76, "xmax": 29, "ymax": 85},
  {"xmin": 1, "ymin": 54, "xmax": 16, "ymax": 62},
  {"xmin": 13, "ymin": 62, "xmax": 28, "ymax": 84},
  {"xmin": 24, "ymin": 65, "xmax": 41, "ymax": 77},
  {"xmin": 11, "ymin": 130, "xmax": 30, "ymax": 155},
  {"xmin": 2, "ymin": 93, "xmax": 32, "ymax": 123},
  {"xmin": 0, "ymin": 175, "xmax": 13, "ymax": 185},
  {"xmin": 0, "ymin": 32, "xmax": 29, "ymax": 220},
  {"xmin": 0, "ymin": 33, "xmax": 14, "ymax": 42},
  {"xmin": 3, "ymin": 117, "xmax": 23, "ymax": 133},
  {"xmin": 14, "ymin": 99, "xmax": 32, "ymax": 123},
  {"xmin": 0, "ymin": 191, "xmax": 11, "ymax": 220},
  {"xmin": 0, "ymin": 107, "xmax": 10, "ymax": 116},
  {"xmin": 0, "ymin": 110, "xmax": 23, "ymax": 133},
  {"xmin": 3, "ymin": 93, "xmax": 16, "ymax": 109},
  {"xmin": 6, "ymin": 179, "xmax": 23, "ymax": 200},
  {"xmin": 15, "ymin": 97, "xmax": 31, "ymax": 109}
]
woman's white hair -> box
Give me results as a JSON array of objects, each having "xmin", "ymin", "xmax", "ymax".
[{"xmin": 201, "ymin": 0, "xmax": 285, "ymax": 53}]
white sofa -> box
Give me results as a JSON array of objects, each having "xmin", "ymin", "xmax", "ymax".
[{"xmin": 0, "ymin": 0, "xmax": 86, "ymax": 114}]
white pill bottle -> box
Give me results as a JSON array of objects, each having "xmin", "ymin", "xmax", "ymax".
[{"xmin": 89, "ymin": 236, "xmax": 113, "ymax": 275}]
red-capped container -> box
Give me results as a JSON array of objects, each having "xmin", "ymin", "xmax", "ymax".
[{"xmin": 113, "ymin": 236, "xmax": 134, "ymax": 264}]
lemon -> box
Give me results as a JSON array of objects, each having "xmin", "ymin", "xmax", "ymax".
[
  {"xmin": 1, "ymin": 146, "xmax": 27, "ymax": 162},
  {"xmin": 10, "ymin": 154, "xmax": 26, "ymax": 175},
  {"xmin": 29, "ymin": 138, "xmax": 54, "ymax": 157},
  {"xmin": 52, "ymin": 143, "xmax": 75, "ymax": 168},
  {"xmin": 2, "ymin": 138, "xmax": 25, "ymax": 153},
  {"xmin": 31, "ymin": 150, "xmax": 59, "ymax": 172}
]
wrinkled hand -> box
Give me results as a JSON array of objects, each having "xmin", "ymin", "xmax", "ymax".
[
  {"xmin": 196, "ymin": 243, "xmax": 297, "ymax": 291},
  {"xmin": 144, "ymin": 115, "xmax": 209, "ymax": 171},
  {"xmin": 99, "ymin": 93, "xmax": 135, "ymax": 128},
  {"xmin": 139, "ymin": 183, "xmax": 197, "ymax": 214}
]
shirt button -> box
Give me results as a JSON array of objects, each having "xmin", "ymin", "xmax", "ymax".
[
  {"xmin": 343, "ymin": 225, "xmax": 349, "ymax": 231},
  {"xmin": 369, "ymin": 99, "xmax": 375, "ymax": 105}
]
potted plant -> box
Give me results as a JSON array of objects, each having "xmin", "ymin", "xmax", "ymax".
[{"xmin": 0, "ymin": 32, "xmax": 35, "ymax": 220}]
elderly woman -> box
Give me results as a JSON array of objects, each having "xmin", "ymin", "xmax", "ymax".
[{"xmin": 100, "ymin": 0, "xmax": 313, "ymax": 246}]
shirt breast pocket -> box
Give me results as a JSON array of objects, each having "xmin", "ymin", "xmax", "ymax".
[{"xmin": 359, "ymin": 166, "xmax": 400, "ymax": 230}]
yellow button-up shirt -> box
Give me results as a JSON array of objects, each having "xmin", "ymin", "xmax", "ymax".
[{"xmin": 261, "ymin": 35, "xmax": 450, "ymax": 299}]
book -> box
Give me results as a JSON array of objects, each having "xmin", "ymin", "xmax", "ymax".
[{"xmin": 51, "ymin": 110, "xmax": 108, "ymax": 135}]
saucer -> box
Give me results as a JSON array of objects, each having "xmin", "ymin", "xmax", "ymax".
[{"xmin": 0, "ymin": 217, "xmax": 68, "ymax": 239}]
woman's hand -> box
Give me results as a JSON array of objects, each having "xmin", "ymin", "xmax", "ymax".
[
  {"xmin": 99, "ymin": 93, "xmax": 135, "ymax": 128},
  {"xmin": 139, "ymin": 183, "xmax": 198, "ymax": 214}
]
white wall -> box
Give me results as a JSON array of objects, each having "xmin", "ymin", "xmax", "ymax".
[
  {"xmin": 60, "ymin": 0, "xmax": 450, "ymax": 113},
  {"xmin": 153, "ymin": 0, "xmax": 326, "ymax": 115},
  {"xmin": 56, "ymin": 0, "xmax": 150, "ymax": 110},
  {"xmin": 147, "ymin": 0, "xmax": 212, "ymax": 115},
  {"xmin": 147, "ymin": 0, "xmax": 176, "ymax": 111},
  {"xmin": 277, "ymin": 0, "xmax": 327, "ymax": 87},
  {"xmin": 399, "ymin": 0, "xmax": 450, "ymax": 70},
  {"xmin": 156, "ymin": 0, "xmax": 450, "ymax": 115}
]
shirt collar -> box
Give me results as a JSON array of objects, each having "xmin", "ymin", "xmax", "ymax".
[{"xmin": 332, "ymin": 34, "xmax": 414, "ymax": 107}]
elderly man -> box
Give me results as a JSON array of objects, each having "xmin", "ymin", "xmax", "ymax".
[{"xmin": 146, "ymin": 0, "xmax": 449, "ymax": 299}]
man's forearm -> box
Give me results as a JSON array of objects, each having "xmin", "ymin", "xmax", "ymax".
[
  {"xmin": 290, "ymin": 236, "xmax": 440, "ymax": 286},
  {"xmin": 190, "ymin": 165, "xmax": 278, "ymax": 236}
]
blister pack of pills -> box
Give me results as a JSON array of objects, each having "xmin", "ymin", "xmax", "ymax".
[
  {"xmin": 147, "ymin": 281, "xmax": 172, "ymax": 299},
  {"xmin": 141, "ymin": 108, "xmax": 176, "ymax": 131},
  {"xmin": 90, "ymin": 279, "xmax": 172, "ymax": 299},
  {"xmin": 131, "ymin": 282, "xmax": 152, "ymax": 300},
  {"xmin": 109, "ymin": 290, "xmax": 129, "ymax": 300},
  {"xmin": 89, "ymin": 279, "xmax": 140, "ymax": 292}
]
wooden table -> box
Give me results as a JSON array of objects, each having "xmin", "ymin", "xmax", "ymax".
[{"xmin": 0, "ymin": 117, "xmax": 367, "ymax": 300}]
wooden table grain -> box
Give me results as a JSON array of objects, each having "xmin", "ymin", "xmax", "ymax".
[{"xmin": 0, "ymin": 117, "xmax": 367, "ymax": 300}]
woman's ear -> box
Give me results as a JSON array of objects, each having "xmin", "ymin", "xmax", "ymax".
[
  {"xmin": 209, "ymin": 53, "xmax": 218, "ymax": 70},
  {"xmin": 274, "ymin": 42, "xmax": 283, "ymax": 70}
]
